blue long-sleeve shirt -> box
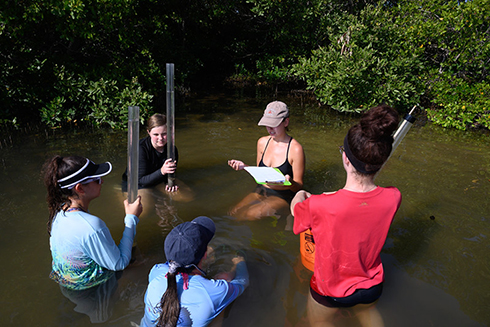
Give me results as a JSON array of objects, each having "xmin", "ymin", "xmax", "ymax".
[
  {"xmin": 49, "ymin": 210, "xmax": 139, "ymax": 290},
  {"xmin": 140, "ymin": 261, "xmax": 249, "ymax": 327}
]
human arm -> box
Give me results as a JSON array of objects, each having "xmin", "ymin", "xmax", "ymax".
[
  {"xmin": 290, "ymin": 190, "xmax": 311, "ymax": 215},
  {"xmin": 161, "ymin": 158, "xmax": 180, "ymax": 192},
  {"xmin": 208, "ymin": 258, "xmax": 249, "ymax": 320},
  {"xmin": 292, "ymin": 191, "xmax": 313, "ymax": 235},
  {"xmin": 228, "ymin": 136, "xmax": 267, "ymax": 171},
  {"xmin": 138, "ymin": 138, "xmax": 179, "ymax": 188},
  {"xmin": 212, "ymin": 255, "xmax": 247, "ymax": 282},
  {"xmin": 284, "ymin": 139, "xmax": 305, "ymax": 192},
  {"xmin": 83, "ymin": 213, "xmax": 140, "ymax": 271},
  {"xmin": 138, "ymin": 139, "xmax": 165, "ymax": 187},
  {"xmin": 255, "ymin": 136, "xmax": 269, "ymax": 166},
  {"xmin": 228, "ymin": 159, "xmax": 247, "ymax": 171},
  {"xmin": 160, "ymin": 158, "xmax": 177, "ymax": 175},
  {"xmin": 229, "ymin": 258, "xmax": 249, "ymax": 289},
  {"xmin": 165, "ymin": 146, "xmax": 179, "ymax": 192},
  {"xmin": 82, "ymin": 197, "xmax": 142, "ymax": 271},
  {"xmin": 124, "ymin": 195, "xmax": 143, "ymax": 216}
]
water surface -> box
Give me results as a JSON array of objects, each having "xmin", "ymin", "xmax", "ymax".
[{"xmin": 0, "ymin": 93, "xmax": 488, "ymax": 326}]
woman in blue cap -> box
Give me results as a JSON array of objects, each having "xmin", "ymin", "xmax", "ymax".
[
  {"xmin": 43, "ymin": 155, "xmax": 143, "ymax": 290},
  {"xmin": 140, "ymin": 216, "xmax": 249, "ymax": 327}
]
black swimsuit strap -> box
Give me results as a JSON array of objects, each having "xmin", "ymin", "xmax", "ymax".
[
  {"xmin": 285, "ymin": 137, "xmax": 292, "ymax": 161},
  {"xmin": 261, "ymin": 137, "xmax": 292, "ymax": 165},
  {"xmin": 260, "ymin": 137, "xmax": 273, "ymax": 162}
]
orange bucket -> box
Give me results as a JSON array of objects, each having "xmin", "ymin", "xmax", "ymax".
[{"xmin": 300, "ymin": 229, "xmax": 315, "ymax": 271}]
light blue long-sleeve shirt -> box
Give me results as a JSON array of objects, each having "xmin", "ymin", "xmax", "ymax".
[
  {"xmin": 49, "ymin": 210, "xmax": 139, "ymax": 290},
  {"xmin": 140, "ymin": 261, "xmax": 249, "ymax": 327}
]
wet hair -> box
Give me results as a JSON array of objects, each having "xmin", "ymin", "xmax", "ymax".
[
  {"xmin": 156, "ymin": 262, "xmax": 195, "ymax": 327},
  {"xmin": 147, "ymin": 113, "xmax": 167, "ymax": 132},
  {"xmin": 42, "ymin": 155, "xmax": 87, "ymax": 234},
  {"xmin": 346, "ymin": 104, "xmax": 400, "ymax": 175}
]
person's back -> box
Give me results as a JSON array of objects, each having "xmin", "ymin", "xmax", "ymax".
[
  {"xmin": 295, "ymin": 187, "xmax": 401, "ymax": 298},
  {"xmin": 141, "ymin": 261, "xmax": 248, "ymax": 327},
  {"xmin": 291, "ymin": 104, "xmax": 401, "ymax": 327},
  {"xmin": 140, "ymin": 216, "xmax": 249, "ymax": 327},
  {"xmin": 50, "ymin": 210, "xmax": 114, "ymax": 289}
]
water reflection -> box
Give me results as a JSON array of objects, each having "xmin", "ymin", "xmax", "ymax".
[
  {"xmin": 59, "ymin": 273, "xmax": 120, "ymax": 323},
  {"xmin": 0, "ymin": 93, "xmax": 488, "ymax": 326}
]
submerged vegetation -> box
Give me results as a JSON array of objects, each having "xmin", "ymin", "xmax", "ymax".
[{"xmin": 0, "ymin": 0, "xmax": 488, "ymax": 130}]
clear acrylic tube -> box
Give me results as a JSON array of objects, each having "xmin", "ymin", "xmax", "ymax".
[
  {"xmin": 374, "ymin": 105, "xmax": 417, "ymax": 180},
  {"xmin": 166, "ymin": 63, "xmax": 175, "ymax": 187},
  {"xmin": 127, "ymin": 106, "xmax": 140, "ymax": 203},
  {"xmin": 392, "ymin": 106, "xmax": 417, "ymax": 152}
]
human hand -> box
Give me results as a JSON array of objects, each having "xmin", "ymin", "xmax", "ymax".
[
  {"xmin": 124, "ymin": 195, "xmax": 143, "ymax": 218},
  {"xmin": 211, "ymin": 254, "xmax": 245, "ymax": 281},
  {"xmin": 165, "ymin": 183, "xmax": 179, "ymax": 193},
  {"xmin": 265, "ymin": 174, "xmax": 291, "ymax": 186},
  {"xmin": 228, "ymin": 159, "xmax": 246, "ymax": 171},
  {"xmin": 161, "ymin": 158, "xmax": 177, "ymax": 175},
  {"xmin": 290, "ymin": 190, "xmax": 311, "ymax": 216},
  {"xmin": 214, "ymin": 271, "xmax": 235, "ymax": 282},
  {"xmin": 297, "ymin": 190, "xmax": 311, "ymax": 200},
  {"xmin": 232, "ymin": 256, "xmax": 245, "ymax": 265}
]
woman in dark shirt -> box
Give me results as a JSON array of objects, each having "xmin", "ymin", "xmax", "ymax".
[{"xmin": 123, "ymin": 114, "xmax": 193, "ymax": 217}]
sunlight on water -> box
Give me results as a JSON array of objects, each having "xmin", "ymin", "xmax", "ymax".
[{"xmin": 0, "ymin": 93, "xmax": 488, "ymax": 326}]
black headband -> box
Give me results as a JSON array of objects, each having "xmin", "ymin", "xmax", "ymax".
[{"xmin": 343, "ymin": 136, "xmax": 379, "ymax": 175}]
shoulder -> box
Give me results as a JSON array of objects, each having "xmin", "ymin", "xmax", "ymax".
[
  {"xmin": 191, "ymin": 276, "xmax": 230, "ymax": 294},
  {"xmin": 290, "ymin": 137, "xmax": 303, "ymax": 148},
  {"xmin": 140, "ymin": 136, "xmax": 150, "ymax": 145},
  {"xmin": 150, "ymin": 262, "xmax": 169, "ymax": 274},
  {"xmin": 148, "ymin": 263, "xmax": 169, "ymax": 281},
  {"xmin": 380, "ymin": 186, "xmax": 400, "ymax": 194},
  {"xmin": 257, "ymin": 136, "xmax": 270, "ymax": 147},
  {"xmin": 140, "ymin": 136, "xmax": 152, "ymax": 150},
  {"xmin": 289, "ymin": 138, "xmax": 305, "ymax": 157},
  {"xmin": 52, "ymin": 211, "xmax": 108, "ymax": 240},
  {"xmin": 256, "ymin": 136, "xmax": 270, "ymax": 153},
  {"xmin": 381, "ymin": 186, "xmax": 402, "ymax": 200},
  {"xmin": 73, "ymin": 211, "xmax": 108, "ymax": 231},
  {"xmin": 305, "ymin": 192, "xmax": 338, "ymax": 205}
]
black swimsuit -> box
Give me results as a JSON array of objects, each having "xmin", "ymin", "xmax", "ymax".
[
  {"xmin": 259, "ymin": 137, "xmax": 294, "ymax": 178},
  {"xmin": 255, "ymin": 137, "xmax": 295, "ymax": 203}
]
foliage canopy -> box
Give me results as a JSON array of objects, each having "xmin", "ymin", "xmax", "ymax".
[{"xmin": 0, "ymin": 0, "xmax": 488, "ymax": 130}]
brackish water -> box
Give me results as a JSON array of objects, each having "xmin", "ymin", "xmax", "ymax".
[{"xmin": 0, "ymin": 93, "xmax": 489, "ymax": 326}]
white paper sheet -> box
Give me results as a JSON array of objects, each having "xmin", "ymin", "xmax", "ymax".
[{"xmin": 243, "ymin": 166, "xmax": 289, "ymax": 184}]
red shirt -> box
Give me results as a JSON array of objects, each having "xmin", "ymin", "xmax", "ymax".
[{"xmin": 293, "ymin": 187, "xmax": 401, "ymax": 298}]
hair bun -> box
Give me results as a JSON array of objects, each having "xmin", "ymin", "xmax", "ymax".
[{"xmin": 360, "ymin": 104, "xmax": 399, "ymax": 142}]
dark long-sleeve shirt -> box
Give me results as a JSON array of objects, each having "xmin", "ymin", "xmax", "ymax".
[{"xmin": 122, "ymin": 136, "xmax": 179, "ymax": 189}]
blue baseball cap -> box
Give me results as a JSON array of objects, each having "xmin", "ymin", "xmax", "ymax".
[{"xmin": 164, "ymin": 216, "xmax": 216, "ymax": 266}]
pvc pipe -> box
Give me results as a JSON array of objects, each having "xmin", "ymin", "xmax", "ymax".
[
  {"xmin": 127, "ymin": 106, "xmax": 140, "ymax": 203},
  {"xmin": 166, "ymin": 63, "xmax": 176, "ymax": 187}
]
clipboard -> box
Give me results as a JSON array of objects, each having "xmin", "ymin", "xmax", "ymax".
[{"xmin": 243, "ymin": 166, "xmax": 292, "ymax": 186}]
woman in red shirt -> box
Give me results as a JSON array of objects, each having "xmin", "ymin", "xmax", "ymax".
[{"xmin": 291, "ymin": 104, "xmax": 402, "ymax": 327}]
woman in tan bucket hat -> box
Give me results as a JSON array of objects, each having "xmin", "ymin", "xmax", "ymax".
[{"xmin": 228, "ymin": 101, "xmax": 305, "ymax": 220}]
